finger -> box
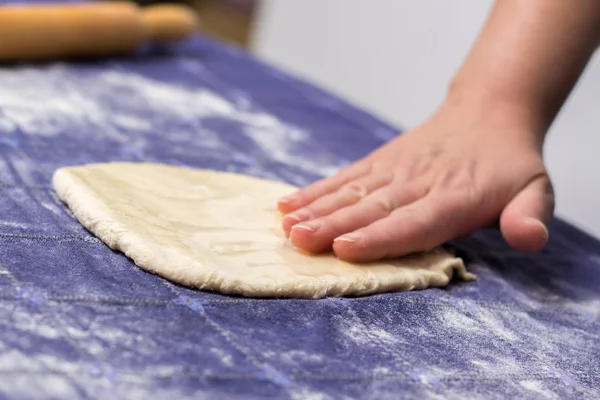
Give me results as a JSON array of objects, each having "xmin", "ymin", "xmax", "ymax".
[
  {"xmin": 332, "ymin": 195, "xmax": 467, "ymax": 262},
  {"xmin": 289, "ymin": 184, "xmax": 422, "ymax": 253},
  {"xmin": 500, "ymin": 176, "xmax": 554, "ymax": 252},
  {"xmin": 281, "ymin": 173, "xmax": 392, "ymax": 234},
  {"xmin": 278, "ymin": 161, "xmax": 371, "ymax": 213}
]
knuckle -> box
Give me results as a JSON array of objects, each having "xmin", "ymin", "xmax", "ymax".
[
  {"xmin": 372, "ymin": 195, "xmax": 395, "ymax": 215},
  {"xmin": 344, "ymin": 181, "xmax": 368, "ymax": 199},
  {"xmin": 303, "ymin": 201, "xmax": 326, "ymax": 218},
  {"xmin": 433, "ymin": 168, "xmax": 483, "ymax": 206},
  {"xmin": 400, "ymin": 206, "xmax": 434, "ymax": 249},
  {"xmin": 438, "ymin": 169, "xmax": 476, "ymax": 192},
  {"xmin": 407, "ymin": 159, "xmax": 429, "ymax": 177},
  {"xmin": 404, "ymin": 206, "xmax": 431, "ymax": 228},
  {"xmin": 538, "ymin": 176, "xmax": 556, "ymax": 216},
  {"xmin": 406, "ymin": 145, "xmax": 442, "ymax": 177},
  {"xmin": 372, "ymin": 168, "xmax": 395, "ymax": 187},
  {"xmin": 295, "ymin": 206, "xmax": 314, "ymax": 219}
]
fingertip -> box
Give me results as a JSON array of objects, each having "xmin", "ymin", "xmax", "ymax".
[
  {"xmin": 281, "ymin": 214, "xmax": 301, "ymax": 235},
  {"xmin": 332, "ymin": 241, "xmax": 360, "ymax": 262},
  {"xmin": 288, "ymin": 226, "xmax": 311, "ymax": 250},
  {"xmin": 289, "ymin": 220, "xmax": 331, "ymax": 254},
  {"xmin": 281, "ymin": 208, "xmax": 312, "ymax": 233},
  {"xmin": 501, "ymin": 215, "xmax": 549, "ymax": 252},
  {"xmin": 332, "ymin": 231, "xmax": 380, "ymax": 263},
  {"xmin": 278, "ymin": 194, "xmax": 299, "ymax": 213},
  {"xmin": 500, "ymin": 175, "xmax": 554, "ymax": 252}
]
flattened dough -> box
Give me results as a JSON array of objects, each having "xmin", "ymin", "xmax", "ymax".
[{"xmin": 52, "ymin": 162, "xmax": 475, "ymax": 298}]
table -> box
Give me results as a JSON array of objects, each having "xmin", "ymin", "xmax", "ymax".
[{"xmin": 0, "ymin": 31, "xmax": 598, "ymax": 399}]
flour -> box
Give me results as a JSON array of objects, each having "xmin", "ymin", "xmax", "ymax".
[
  {"xmin": 0, "ymin": 64, "xmax": 345, "ymax": 181},
  {"xmin": 209, "ymin": 347, "xmax": 234, "ymax": 367},
  {"xmin": 279, "ymin": 350, "xmax": 324, "ymax": 364},
  {"xmin": 342, "ymin": 321, "xmax": 398, "ymax": 347},
  {"xmin": 290, "ymin": 388, "xmax": 336, "ymax": 400},
  {"xmin": 519, "ymin": 380, "xmax": 559, "ymax": 399},
  {"xmin": 476, "ymin": 308, "xmax": 518, "ymax": 342},
  {"xmin": 4, "ymin": 375, "xmax": 78, "ymax": 399},
  {"xmin": 439, "ymin": 307, "xmax": 482, "ymax": 334},
  {"xmin": 470, "ymin": 355, "xmax": 524, "ymax": 376},
  {"xmin": 245, "ymin": 125, "xmax": 341, "ymax": 178}
]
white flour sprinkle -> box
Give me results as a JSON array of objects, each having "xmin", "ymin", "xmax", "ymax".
[
  {"xmin": 0, "ymin": 64, "xmax": 344, "ymax": 177},
  {"xmin": 519, "ymin": 380, "xmax": 558, "ymax": 399},
  {"xmin": 342, "ymin": 321, "xmax": 398, "ymax": 347}
]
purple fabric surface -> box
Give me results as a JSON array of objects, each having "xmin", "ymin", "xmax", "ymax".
[{"xmin": 0, "ymin": 28, "xmax": 598, "ymax": 399}]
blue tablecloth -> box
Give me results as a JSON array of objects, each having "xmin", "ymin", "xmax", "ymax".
[{"xmin": 0, "ymin": 33, "xmax": 598, "ymax": 399}]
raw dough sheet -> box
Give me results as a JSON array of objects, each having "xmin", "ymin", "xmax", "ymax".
[{"xmin": 52, "ymin": 162, "xmax": 474, "ymax": 298}]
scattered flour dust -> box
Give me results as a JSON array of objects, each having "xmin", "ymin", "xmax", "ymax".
[
  {"xmin": 290, "ymin": 388, "xmax": 338, "ymax": 400},
  {"xmin": 476, "ymin": 308, "xmax": 518, "ymax": 342},
  {"xmin": 342, "ymin": 320, "xmax": 398, "ymax": 347},
  {"xmin": 275, "ymin": 349, "xmax": 324, "ymax": 364},
  {"xmin": 209, "ymin": 347, "xmax": 234, "ymax": 367},
  {"xmin": 5, "ymin": 375, "xmax": 78, "ymax": 399},
  {"xmin": 439, "ymin": 307, "xmax": 482, "ymax": 334},
  {"xmin": 0, "ymin": 64, "xmax": 344, "ymax": 178},
  {"xmin": 440, "ymin": 306, "xmax": 517, "ymax": 342},
  {"xmin": 470, "ymin": 356, "xmax": 525, "ymax": 377},
  {"xmin": 519, "ymin": 380, "xmax": 559, "ymax": 399}
]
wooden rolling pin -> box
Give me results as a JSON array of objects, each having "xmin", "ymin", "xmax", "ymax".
[{"xmin": 0, "ymin": 2, "xmax": 200, "ymax": 62}]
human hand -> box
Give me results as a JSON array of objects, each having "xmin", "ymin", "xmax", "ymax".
[{"xmin": 278, "ymin": 101, "xmax": 554, "ymax": 262}]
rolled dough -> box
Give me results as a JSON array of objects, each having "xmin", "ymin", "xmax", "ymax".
[{"xmin": 52, "ymin": 162, "xmax": 475, "ymax": 298}]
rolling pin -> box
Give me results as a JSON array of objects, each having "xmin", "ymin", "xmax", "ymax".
[{"xmin": 0, "ymin": 1, "xmax": 200, "ymax": 62}]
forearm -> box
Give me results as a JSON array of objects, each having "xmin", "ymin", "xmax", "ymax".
[{"xmin": 446, "ymin": 0, "xmax": 600, "ymax": 137}]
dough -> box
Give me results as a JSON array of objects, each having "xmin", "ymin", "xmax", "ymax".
[{"xmin": 52, "ymin": 162, "xmax": 475, "ymax": 298}]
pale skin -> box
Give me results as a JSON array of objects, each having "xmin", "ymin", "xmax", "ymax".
[{"xmin": 278, "ymin": 0, "xmax": 600, "ymax": 262}]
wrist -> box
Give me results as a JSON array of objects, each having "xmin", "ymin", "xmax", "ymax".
[
  {"xmin": 451, "ymin": 74, "xmax": 552, "ymax": 125},
  {"xmin": 436, "ymin": 80, "xmax": 550, "ymax": 150}
]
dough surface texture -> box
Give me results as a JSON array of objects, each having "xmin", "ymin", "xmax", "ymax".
[{"xmin": 52, "ymin": 162, "xmax": 475, "ymax": 298}]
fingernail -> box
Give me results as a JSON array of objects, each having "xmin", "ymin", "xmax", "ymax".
[
  {"xmin": 279, "ymin": 193, "xmax": 298, "ymax": 204},
  {"xmin": 334, "ymin": 232, "xmax": 362, "ymax": 243},
  {"xmin": 284, "ymin": 209, "xmax": 311, "ymax": 223},
  {"xmin": 291, "ymin": 220, "xmax": 322, "ymax": 233},
  {"xmin": 284, "ymin": 214, "xmax": 303, "ymax": 223},
  {"xmin": 527, "ymin": 217, "xmax": 549, "ymax": 240}
]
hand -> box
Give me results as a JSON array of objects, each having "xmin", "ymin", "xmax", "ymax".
[{"xmin": 277, "ymin": 101, "xmax": 555, "ymax": 262}]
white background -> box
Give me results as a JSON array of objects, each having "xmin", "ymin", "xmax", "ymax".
[{"xmin": 251, "ymin": 0, "xmax": 600, "ymax": 238}]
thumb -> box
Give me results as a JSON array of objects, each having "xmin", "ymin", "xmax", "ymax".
[{"xmin": 500, "ymin": 176, "xmax": 555, "ymax": 252}]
